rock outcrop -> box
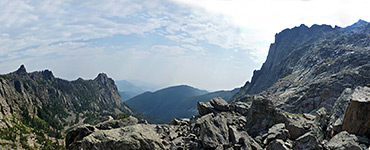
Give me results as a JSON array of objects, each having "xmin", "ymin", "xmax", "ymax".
[
  {"xmin": 231, "ymin": 20, "xmax": 370, "ymax": 115},
  {"xmin": 341, "ymin": 86, "xmax": 370, "ymax": 136}
]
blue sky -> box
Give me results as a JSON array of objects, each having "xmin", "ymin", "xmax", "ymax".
[{"xmin": 0, "ymin": 0, "xmax": 369, "ymax": 91}]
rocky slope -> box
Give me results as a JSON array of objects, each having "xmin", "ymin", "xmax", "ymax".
[
  {"xmin": 231, "ymin": 20, "xmax": 370, "ymax": 114},
  {"xmin": 0, "ymin": 65, "xmax": 140, "ymax": 149},
  {"xmin": 67, "ymin": 89, "xmax": 370, "ymax": 149},
  {"xmin": 66, "ymin": 20, "xmax": 370, "ymax": 149}
]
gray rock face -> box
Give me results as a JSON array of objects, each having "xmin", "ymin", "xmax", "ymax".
[
  {"xmin": 196, "ymin": 113, "xmax": 229, "ymax": 148},
  {"xmin": 231, "ymin": 101, "xmax": 251, "ymax": 115},
  {"xmin": 293, "ymin": 132, "xmax": 322, "ymax": 150},
  {"xmin": 327, "ymin": 131, "xmax": 362, "ymax": 150},
  {"xmin": 75, "ymin": 124, "xmax": 165, "ymax": 150},
  {"xmin": 327, "ymin": 88, "xmax": 353, "ymax": 137},
  {"xmin": 66, "ymin": 124, "xmax": 96, "ymax": 149},
  {"xmin": 245, "ymin": 96, "xmax": 288, "ymax": 137},
  {"xmin": 197, "ymin": 101, "xmax": 215, "ymax": 116},
  {"xmin": 231, "ymin": 20, "xmax": 370, "ymax": 115},
  {"xmin": 229, "ymin": 126, "xmax": 262, "ymax": 150},
  {"xmin": 266, "ymin": 139, "xmax": 290, "ymax": 150},
  {"xmin": 95, "ymin": 116, "xmax": 138, "ymax": 130},
  {"xmin": 342, "ymin": 86, "xmax": 370, "ymax": 137},
  {"xmin": 210, "ymin": 97, "xmax": 229, "ymax": 111},
  {"xmin": 263, "ymin": 123, "xmax": 290, "ymax": 145}
]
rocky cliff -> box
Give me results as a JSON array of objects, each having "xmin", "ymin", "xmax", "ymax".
[
  {"xmin": 0, "ymin": 65, "xmax": 139, "ymax": 149},
  {"xmin": 231, "ymin": 20, "xmax": 370, "ymax": 114}
]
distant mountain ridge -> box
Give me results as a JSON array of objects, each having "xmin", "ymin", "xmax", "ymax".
[
  {"xmin": 125, "ymin": 85, "xmax": 238, "ymax": 123},
  {"xmin": 116, "ymin": 80, "xmax": 163, "ymax": 101},
  {"xmin": 125, "ymin": 85, "xmax": 208, "ymax": 123}
]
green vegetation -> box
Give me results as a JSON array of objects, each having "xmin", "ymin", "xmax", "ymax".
[
  {"xmin": 117, "ymin": 113, "xmax": 130, "ymax": 120},
  {"xmin": 0, "ymin": 114, "xmax": 63, "ymax": 149}
]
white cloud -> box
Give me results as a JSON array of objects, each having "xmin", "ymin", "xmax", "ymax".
[
  {"xmin": 151, "ymin": 45, "xmax": 185, "ymax": 56},
  {"xmin": 171, "ymin": 0, "xmax": 370, "ymax": 62},
  {"xmin": 1, "ymin": 0, "xmax": 369, "ymax": 90}
]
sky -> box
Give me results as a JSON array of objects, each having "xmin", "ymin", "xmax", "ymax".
[{"xmin": 0, "ymin": 0, "xmax": 369, "ymax": 91}]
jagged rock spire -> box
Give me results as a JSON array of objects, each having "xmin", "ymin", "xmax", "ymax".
[{"xmin": 16, "ymin": 64, "xmax": 27, "ymax": 75}]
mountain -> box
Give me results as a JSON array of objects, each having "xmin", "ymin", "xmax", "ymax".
[
  {"xmin": 230, "ymin": 20, "xmax": 370, "ymax": 114},
  {"xmin": 115, "ymin": 80, "xmax": 163, "ymax": 101},
  {"xmin": 125, "ymin": 85, "xmax": 208, "ymax": 123},
  {"xmin": 0, "ymin": 65, "xmax": 140, "ymax": 149},
  {"xmin": 68, "ymin": 20, "xmax": 370, "ymax": 150},
  {"xmin": 171, "ymin": 88, "xmax": 239, "ymax": 119}
]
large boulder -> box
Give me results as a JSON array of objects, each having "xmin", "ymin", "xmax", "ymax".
[
  {"xmin": 66, "ymin": 124, "xmax": 96, "ymax": 149},
  {"xmin": 196, "ymin": 113, "xmax": 229, "ymax": 148},
  {"xmin": 327, "ymin": 88, "xmax": 353, "ymax": 137},
  {"xmin": 341, "ymin": 86, "xmax": 370, "ymax": 137},
  {"xmin": 266, "ymin": 139, "xmax": 290, "ymax": 150},
  {"xmin": 263, "ymin": 123, "xmax": 290, "ymax": 145},
  {"xmin": 197, "ymin": 101, "xmax": 216, "ymax": 116},
  {"xmin": 231, "ymin": 101, "xmax": 251, "ymax": 115},
  {"xmin": 95, "ymin": 116, "xmax": 138, "ymax": 130},
  {"xmin": 229, "ymin": 126, "xmax": 262, "ymax": 150},
  {"xmin": 69, "ymin": 124, "xmax": 165, "ymax": 150},
  {"xmin": 245, "ymin": 96, "xmax": 288, "ymax": 137},
  {"xmin": 210, "ymin": 97, "xmax": 229, "ymax": 111},
  {"xmin": 285, "ymin": 115, "xmax": 311, "ymax": 140},
  {"xmin": 293, "ymin": 132, "xmax": 322, "ymax": 150},
  {"xmin": 327, "ymin": 131, "xmax": 362, "ymax": 150}
]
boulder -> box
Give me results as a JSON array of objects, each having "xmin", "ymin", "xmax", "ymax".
[
  {"xmin": 169, "ymin": 118, "xmax": 190, "ymax": 126},
  {"xmin": 210, "ymin": 97, "xmax": 229, "ymax": 111},
  {"xmin": 95, "ymin": 116, "xmax": 138, "ymax": 130},
  {"xmin": 293, "ymin": 132, "xmax": 322, "ymax": 150},
  {"xmin": 197, "ymin": 101, "xmax": 216, "ymax": 116},
  {"xmin": 245, "ymin": 96, "xmax": 288, "ymax": 137},
  {"xmin": 327, "ymin": 131, "xmax": 362, "ymax": 150},
  {"xmin": 232, "ymin": 101, "xmax": 251, "ymax": 115},
  {"xmin": 266, "ymin": 139, "xmax": 290, "ymax": 150},
  {"xmin": 66, "ymin": 124, "xmax": 96, "ymax": 149},
  {"xmin": 69, "ymin": 124, "xmax": 165, "ymax": 150},
  {"xmin": 342, "ymin": 86, "xmax": 370, "ymax": 137},
  {"xmin": 229, "ymin": 126, "xmax": 262, "ymax": 150},
  {"xmin": 327, "ymin": 88, "xmax": 352, "ymax": 137},
  {"xmin": 285, "ymin": 115, "xmax": 311, "ymax": 140},
  {"xmin": 196, "ymin": 113, "xmax": 229, "ymax": 148},
  {"xmin": 315, "ymin": 107, "xmax": 328, "ymax": 129},
  {"xmin": 263, "ymin": 123, "xmax": 290, "ymax": 145}
]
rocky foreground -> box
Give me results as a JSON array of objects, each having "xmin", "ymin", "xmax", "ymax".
[{"xmin": 66, "ymin": 86, "xmax": 370, "ymax": 150}]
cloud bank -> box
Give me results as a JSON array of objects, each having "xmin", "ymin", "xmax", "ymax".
[{"xmin": 0, "ymin": 0, "xmax": 368, "ymax": 91}]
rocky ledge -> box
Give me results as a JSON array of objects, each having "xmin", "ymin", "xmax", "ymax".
[{"xmin": 66, "ymin": 86, "xmax": 370, "ymax": 150}]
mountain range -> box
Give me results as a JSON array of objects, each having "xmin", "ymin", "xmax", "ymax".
[
  {"xmin": 0, "ymin": 65, "xmax": 142, "ymax": 149},
  {"xmin": 67, "ymin": 20, "xmax": 370, "ymax": 150},
  {"xmin": 125, "ymin": 85, "xmax": 239, "ymax": 123},
  {"xmin": 125, "ymin": 85, "xmax": 208, "ymax": 123}
]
